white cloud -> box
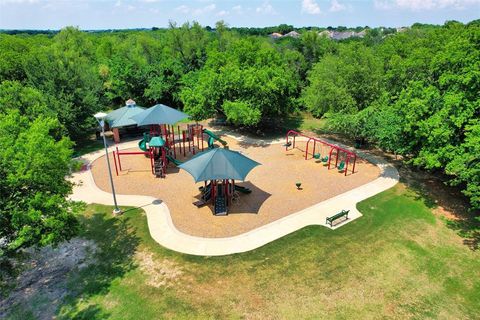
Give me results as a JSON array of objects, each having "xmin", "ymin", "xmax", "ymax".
[
  {"xmin": 301, "ymin": 0, "xmax": 321, "ymax": 14},
  {"xmin": 193, "ymin": 3, "xmax": 216, "ymax": 15},
  {"xmin": 232, "ymin": 4, "xmax": 243, "ymax": 13},
  {"xmin": 113, "ymin": 0, "xmax": 135, "ymax": 11},
  {"xmin": 175, "ymin": 4, "xmax": 190, "ymax": 14},
  {"xmin": 175, "ymin": 3, "xmax": 216, "ymax": 15},
  {"xmin": 375, "ymin": 0, "xmax": 480, "ymax": 10},
  {"xmin": 0, "ymin": 0, "xmax": 38, "ymax": 4},
  {"xmin": 217, "ymin": 10, "xmax": 228, "ymax": 17},
  {"xmin": 256, "ymin": 1, "xmax": 276, "ymax": 14},
  {"xmin": 329, "ymin": 0, "xmax": 347, "ymax": 12}
]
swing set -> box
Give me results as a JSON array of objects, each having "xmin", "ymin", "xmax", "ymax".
[{"xmin": 285, "ymin": 130, "xmax": 357, "ymax": 176}]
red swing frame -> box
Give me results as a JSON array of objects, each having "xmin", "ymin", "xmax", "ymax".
[{"xmin": 285, "ymin": 130, "xmax": 357, "ymax": 176}]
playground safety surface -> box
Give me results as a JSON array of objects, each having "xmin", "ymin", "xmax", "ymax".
[{"xmin": 90, "ymin": 135, "xmax": 380, "ymax": 238}]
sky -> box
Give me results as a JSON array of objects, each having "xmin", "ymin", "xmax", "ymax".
[{"xmin": 0, "ymin": 0, "xmax": 479, "ymax": 30}]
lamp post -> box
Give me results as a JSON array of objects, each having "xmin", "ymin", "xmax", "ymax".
[{"xmin": 94, "ymin": 112, "xmax": 122, "ymax": 215}]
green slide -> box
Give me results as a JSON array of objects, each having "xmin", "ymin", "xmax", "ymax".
[
  {"xmin": 203, "ymin": 129, "xmax": 228, "ymax": 148},
  {"xmin": 138, "ymin": 133, "xmax": 149, "ymax": 151},
  {"xmin": 166, "ymin": 154, "xmax": 183, "ymax": 166}
]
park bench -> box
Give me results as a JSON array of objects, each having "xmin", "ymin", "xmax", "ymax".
[{"xmin": 326, "ymin": 209, "xmax": 349, "ymax": 227}]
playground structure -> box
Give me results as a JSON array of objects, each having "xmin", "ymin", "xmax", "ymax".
[
  {"xmin": 112, "ymin": 125, "xmax": 230, "ymax": 178},
  {"xmin": 285, "ymin": 130, "xmax": 357, "ymax": 176},
  {"xmin": 196, "ymin": 180, "xmax": 251, "ymax": 216},
  {"xmin": 90, "ymin": 134, "xmax": 381, "ymax": 237}
]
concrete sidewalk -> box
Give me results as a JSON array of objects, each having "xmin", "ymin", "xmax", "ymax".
[{"xmin": 69, "ymin": 135, "xmax": 399, "ymax": 256}]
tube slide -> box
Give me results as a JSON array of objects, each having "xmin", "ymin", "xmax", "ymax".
[
  {"xmin": 138, "ymin": 133, "xmax": 149, "ymax": 151},
  {"xmin": 203, "ymin": 129, "xmax": 228, "ymax": 147}
]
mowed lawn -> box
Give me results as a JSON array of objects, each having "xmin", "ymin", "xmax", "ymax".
[{"xmin": 15, "ymin": 184, "xmax": 480, "ymax": 319}]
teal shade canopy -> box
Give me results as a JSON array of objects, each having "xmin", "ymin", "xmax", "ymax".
[
  {"xmin": 149, "ymin": 136, "xmax": 165, "ymax": 147},
  {"xmin": 178, "ymin": 148, "xmax": 261, "ymax": 183},
  {"xmin": 105, "ymin": 103, "xmax": 145, "ymax": 128},
  {"xmin": 130, "ymin": 104, "xmax": 189, "ymax": 126}
]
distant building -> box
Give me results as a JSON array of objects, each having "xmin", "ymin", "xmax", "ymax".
[
  {"xmin": 318, "ymin": 29, "xmax": 367, "ymax": 40},
  {"xmin": 356, "ymin": 30, "xmax": 367, "ymax": 38},
  {"xmin": 269, "ymin": 32, "xmax": 283, "ymax": 39},
  {"xmin": 284, "ymin": 31, "xmax": 300, "ymax": 38},
  {"xmin": 396, "ymin": 27, "xmax": 409, "ymax": 33},
  {"xmin": 319, "ymin": 30, "xmax": 333, "ymax": 38}
]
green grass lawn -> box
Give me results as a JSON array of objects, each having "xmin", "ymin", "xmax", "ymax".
[
  {"xmin": 282, "ymin": 112, "xmax": 327, "ymax": 133},
  {"xmin": 11, "ymin": 184, "xmax": 480, "ymax": 319}
]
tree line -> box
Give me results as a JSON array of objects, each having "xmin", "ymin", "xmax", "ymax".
[{"xmin": 0, "ymin": 20, "xmax": 478, "ymax": 261}]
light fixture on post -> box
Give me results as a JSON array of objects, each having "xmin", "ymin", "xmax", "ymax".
[{"xmin": 94, "ymin": 112, "xmax": 122, "ymax": 215}]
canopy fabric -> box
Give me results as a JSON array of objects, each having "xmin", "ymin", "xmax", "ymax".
[
  {"xmin": 178, "ymin": 148, "xmax": 260, "ymax": 183},
  {"xmin": 149, "ymin": 136, "xmax": 165, "ymax": 147},
  {"xmin": 105, "ymin": 104, "xmax": 145, "ymax": 128},
  {"xmin": 130, "ymin": 104, "xmax": 189, "ymax": 126}
]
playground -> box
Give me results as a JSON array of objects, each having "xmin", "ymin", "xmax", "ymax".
[{"xmin": 90, "ymin": 131, "xmax": 380, "ymax": 238}]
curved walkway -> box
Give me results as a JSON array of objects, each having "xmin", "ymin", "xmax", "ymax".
[{"xmin": 69, "ymin": 134, "xmax": 399, "ymax": 256}]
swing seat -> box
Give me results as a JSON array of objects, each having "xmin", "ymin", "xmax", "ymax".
[
  {"xmin": 283, "ymin": 141, "xmax": 292, "ymax": 147},
  {"xmin": 321, "ymin": 156, "xmax": 329, "ymax": 162},
  {"xmin": 338, "ymin": 161, "xmax": 346, "ymax": 171},
  {"xmin": 313, "ymin": 153, "xmax": 321, "ymax": 160}
]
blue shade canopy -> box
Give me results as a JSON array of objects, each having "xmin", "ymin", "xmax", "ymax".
[
  {"xmin": 178, "ymin": 148, "xmax": 260, "ymax": 183},
  {"xmin": 130, "ymin": 104, "xmax": 189, "ymax": 126},
  {"xmin": 149, "ymin": 136, "xmax": 165, "ymax": 147},
  {"xmin": 105, "ymin": 102, "xmax": 145, "ymax": 128}
]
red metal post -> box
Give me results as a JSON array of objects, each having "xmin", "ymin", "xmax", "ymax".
[
  {"xmin": 182, "ymin": 131, "xmax": 186, "ymax": 156},
  {"xmin": 328, "ymin": 147, "xmax": 334, "ymax": 170},
  {"xmin": 150, "ymin": 149, "xmax": 154, "ymax": 174},
  {"xmin": 305, "ymin": 137, "xmax": 312, "ymax": 160},
  {"xmin": 345, "ymin": 156, "xmax": 350, "ymax": 176},
  {"xmin": 116, "ymin": 146, "xmax": 123, "ymax": 171},
  {"xmin": 113, "ymin": 151, "xmax": 119, "ymax": 176}
]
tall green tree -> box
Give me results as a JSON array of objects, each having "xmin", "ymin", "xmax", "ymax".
[
  {"xmin": 0, "ymin": 110, "xmax": 80, "ymax": 258},
  {"xmin": 302, "ymin": 42, "xmax": 383, "ymax": 117},
  {"xmin": 24, "ymin": 27, "xmax": 102, "ymax": 141},
  {"xmin": 180, "ymin": 36, "xmax": 300, "ymax": 125}
]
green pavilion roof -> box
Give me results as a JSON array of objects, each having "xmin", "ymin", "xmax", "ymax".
[{"xmin": 106, "ymin": 100, "xmax": 146, "ymax": 128}]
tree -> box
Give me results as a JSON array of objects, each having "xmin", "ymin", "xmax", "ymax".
[
  {"xmin": 24, "ymin": 27, "xmax": 102, "ymax": 141},
  {"xmin": 0, "ymin": 81, "xmax": 53, "ymax": 119},
  {"xmin": 302, "ymin": 43, "xmax": 383, "ymax": 117},
  {"xmin": 0, "ymin": 110, "xmax": 81, "ymax": 258},
  {"xmin": 180, "ymin": 36, "xmax": 300, "ymax": 125}
]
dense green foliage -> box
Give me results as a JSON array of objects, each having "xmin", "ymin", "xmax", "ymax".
[
  {"xmin": 0, "ymin": 109, "xmax": 80, "ymax": 258},
  {"xmin": 303, "ymin": 21, "xmax": 480, "ymax": 209}
]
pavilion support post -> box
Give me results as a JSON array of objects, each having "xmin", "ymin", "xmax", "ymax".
[{"xmin": 112, "ymin": 128, "xmax": 120, "ymax": 143}]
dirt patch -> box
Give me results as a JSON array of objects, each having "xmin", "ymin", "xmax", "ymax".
[
  {"xmin": 134, "ymin": 250, "xmax": 183, "ymax": 288},
  {"xmin": 0, "ymin": 238, "xmax": 97, "ymax": 319}
]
